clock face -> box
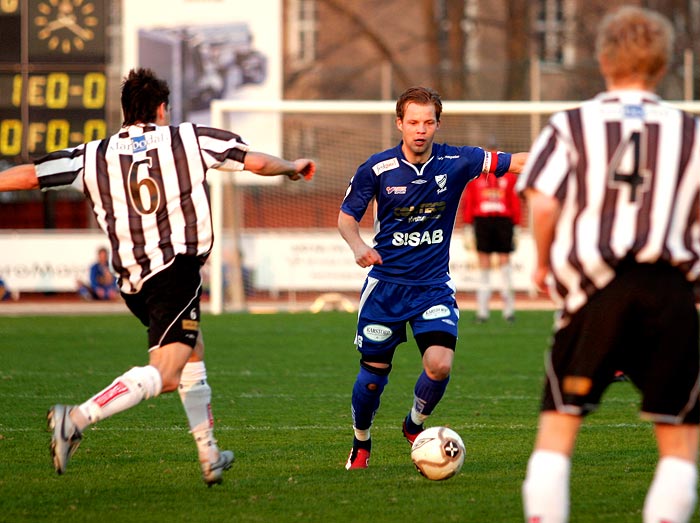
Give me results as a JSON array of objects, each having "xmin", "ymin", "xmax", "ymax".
[
  {"xmin": 29, "ymin": 0, "xmax": 105, "ymax": 62},
  {"xmin": 35, "ymin": 0, "xmax": 99, "ymax": 54}
]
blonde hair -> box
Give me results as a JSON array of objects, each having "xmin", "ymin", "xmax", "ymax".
[{"xmin": 596, "ymin": 6, "xmax": 673, "ymax": 85}]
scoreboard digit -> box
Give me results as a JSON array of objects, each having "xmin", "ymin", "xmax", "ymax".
[{"xmin": 0, "ymin": 0, "xmax": 107, "ymax": 162}]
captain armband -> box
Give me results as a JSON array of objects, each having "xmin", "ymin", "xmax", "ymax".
[{"xmin": 481, "ymin": 150, "xmax": 499, "ymax": 174}]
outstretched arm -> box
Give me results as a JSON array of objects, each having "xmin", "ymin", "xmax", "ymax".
[
  {"xmin": 0, "ymin": 164, "xmax": 39, "ymax": 192},
  {"xmin": 244, "ymin": 151, "xmax": 315, "ymax": 181},
  {"xmin": 338, "ymin": 210, "xmax": 382, "ymax": 268}
]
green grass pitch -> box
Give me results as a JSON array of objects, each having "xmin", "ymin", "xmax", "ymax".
[{"xmin": 0, "ymin": 311, "xmax": 678, "ymax": 522}]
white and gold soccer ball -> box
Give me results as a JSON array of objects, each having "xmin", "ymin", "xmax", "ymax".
[{"xmin": 410, "ymin": 426, "xmax": 465, "ymax": 481}]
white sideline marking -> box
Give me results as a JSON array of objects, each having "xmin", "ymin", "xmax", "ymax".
[{"xmin": 0, "ymin": 421, "xmax": 649, "ymax": 433}]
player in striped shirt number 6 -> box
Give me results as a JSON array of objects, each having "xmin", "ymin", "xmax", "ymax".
[{"xmin": 0, "ymin": 68, "xmax": 315, "ymax": 486}]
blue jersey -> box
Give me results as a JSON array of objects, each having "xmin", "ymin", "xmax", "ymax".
[{"xmin": 341, "ymin": 142, "xmax": 511, "ymax": 285}]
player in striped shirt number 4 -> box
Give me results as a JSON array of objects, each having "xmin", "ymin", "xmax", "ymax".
[{"xmin": 518, "ymin": 7, "xmax": 700, "ymax": 523}]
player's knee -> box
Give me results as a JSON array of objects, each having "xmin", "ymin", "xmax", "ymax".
[
  {"xmin": 424, "ymin": 360, "xmax": 451, "ymax": 381},
  {"xmin": 159, "ymin": 372, "xmax": 182, "ymax": 393},
  {"xmin": 423, "ymin": 352, "xmax": 453, "ymax": 379},
  {"xmin": 149, "ymin": 363, "xmax": 181, "ymax": 393},
  {"xmin": 416, "ymin": 332, "xmax": 455, "ymax": 381},
  {"xmin": 149, "ymin": 343, "xmax": 195, "ymax": 392}
]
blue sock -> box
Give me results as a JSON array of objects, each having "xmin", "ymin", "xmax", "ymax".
[
  {"xmin": 351, "ymin": 362, "xmax": 390, "ymax": 430},
  {"xmin": 404, "ymin": 415, "xmax": 423, "ymax": 434},
  {"xmin": 410, "ymin": 370, "xmax": 450, "ymax": 424}
]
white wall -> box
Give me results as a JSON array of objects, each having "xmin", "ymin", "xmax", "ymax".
[
  {"xmin": 0, "ymin": 232, "xmax": 108, "ymax": 292},
  {"xmin": 0, "ymin": 230, "xmax": 537, "ymax": 294},
  {"xmin": 236, "ymin": 230, "xmax": 537, "ymax": 293}
]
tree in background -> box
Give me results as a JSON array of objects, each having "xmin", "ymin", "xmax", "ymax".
[{"xmin": 283, "ymin": 0, "xmax": 699, "ymax": 102}]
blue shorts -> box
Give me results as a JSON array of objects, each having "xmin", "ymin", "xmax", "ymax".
[{"xmin": 354, "ymin": 277, "xmax": 460, "ymax": 361}]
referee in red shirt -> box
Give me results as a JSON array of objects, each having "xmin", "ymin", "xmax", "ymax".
[{"xmin": 462, "ymin": 170, "xmax": 521, "ymax": 323}]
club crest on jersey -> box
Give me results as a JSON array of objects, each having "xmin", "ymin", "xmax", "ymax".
[
  {"xmin": 386, "ymin": 186, "xmax": 407, "ymax": 195},
  {"xmin": 435, "ymin": 174, "xmax": 447, "ymax": 194},
  {"xmin": 372, "ymin": 158, "xmax": 400, "ymax": 176},
  {"xmin": 131, "ymin": 135, "xmax": 147, "ymax": 153}
]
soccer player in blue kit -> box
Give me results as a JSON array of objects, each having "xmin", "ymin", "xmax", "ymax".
[{"xmin": 339, "ymin": 86, "xmax": 528, "ymax": 469}]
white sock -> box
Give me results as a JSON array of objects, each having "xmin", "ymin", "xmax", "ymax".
[
  {"xmin": 410, "ymin": 406, "xmax": 428, "ymax": 426},
  {"xmin": 477, "ymin": 269, "xmax": 491, "ymax": 318},
  {"xmin": 643, "ymin": 456, "xmax": 697, "ymax": 523},
  {"xmin": 353, "ymin": 428, "xmax": 370, "ymax": 441},
  {"xmin": 522, "ymin": 450, "xmax": 571, "ymax": 523},
  {"xmin": 501, "ymin": 263, "xmax": 514, "ymax": 318},
  {"xmin": 77, "ymin": 365, "xmax": 162, "ymax": 428},
  {"xmin": 178, "ymin": 361, "xmax": 217, "ymax": 462}
]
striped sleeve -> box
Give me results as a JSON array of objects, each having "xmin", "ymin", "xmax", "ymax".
[
  {"xmin": 516, "ymin": 112, "xmax": 572, "ymax": 199},
  {"xmin": 194, "ymin": 124, "xmax": 249, "ymax": 171},
  {"xmin": 34, "ymin": 145, "xmax": 86, "ymax": 191}
]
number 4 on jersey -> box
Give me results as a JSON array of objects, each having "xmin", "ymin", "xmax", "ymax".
[{"xmin": 608, "ymin": 128, "xmax": 654, "ymax": 203}]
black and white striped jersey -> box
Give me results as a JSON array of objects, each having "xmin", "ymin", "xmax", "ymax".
[
  {"xmin": 35, "ymin": 123, "xmax": 249, "ymax": 293},
  {"xmin": 517, "ymin": 90, "xmax": 700, "ymax": 315}
]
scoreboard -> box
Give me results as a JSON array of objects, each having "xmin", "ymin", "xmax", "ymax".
[{"xmin": 0, "ymin": 0, "xmax": 107, "ymax": 163}]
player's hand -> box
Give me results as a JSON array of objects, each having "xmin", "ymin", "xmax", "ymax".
[
  {"xmin": 287, "ymin": 159, "xmax": 316, "ymax": 181},
  {"xmin": 354, "ymin": 245, "xmax": 382, "ymax": 268},
  {"xmin": 532, "ymin": 265, "xmax": 550, "ymax": 296},
  {"xmin": 463, "ymin": 225, "xmax": 475, "ymax": 251}
]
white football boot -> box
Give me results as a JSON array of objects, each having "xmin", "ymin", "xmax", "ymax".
[
  {"xmin": 201, "ymin": 449, "xmax": 234, "ymax": 486},
  {"xmin": 47, "ymin": 404, "xmax": 83, "ymax": 475}
]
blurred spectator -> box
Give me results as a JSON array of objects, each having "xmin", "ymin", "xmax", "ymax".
[
  {"xmin": 0, "ymin": 277, "xmax": 19, "ymax": 301},
  {"xmin": 78, "ymin": 247, "xmax": 118, "ymax": 301}
]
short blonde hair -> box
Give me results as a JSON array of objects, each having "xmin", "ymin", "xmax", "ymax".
[{"xmin": 596, "ymin": 6, "xmax": 673, "ymax": 85}]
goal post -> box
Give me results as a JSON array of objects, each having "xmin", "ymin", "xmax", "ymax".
[{"xmin": 207, "ymin": 99, "xmax": 700, "ymax": 314}]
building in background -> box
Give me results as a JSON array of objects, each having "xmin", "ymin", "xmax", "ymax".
[{"xmin": 283, "ymin": 0, "xmax": 699, "ymax": 102}]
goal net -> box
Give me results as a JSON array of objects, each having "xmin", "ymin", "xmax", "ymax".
[{"xmin": 207, "ymin": 99, "xmax": 700, "ymax": 313}]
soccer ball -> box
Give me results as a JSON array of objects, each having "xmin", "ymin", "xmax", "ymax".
[{"xmin": 410, "ymin": 426, "xmax": 465, "ymax": 481}]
